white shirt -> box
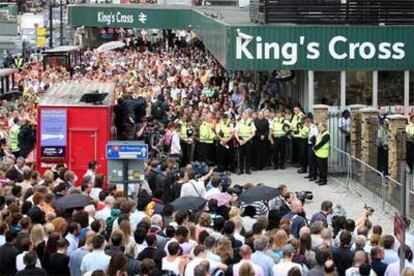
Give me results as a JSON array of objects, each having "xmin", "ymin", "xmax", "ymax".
[
  {"xmin": 16, "ymin": 251, "xmax": 41, "ymax": 271},
  {"xmin": 95, "ymin": 206, "xmax": 111, "ymax": 221},
  {"xmin": 346, "ymin": 266, "xmax": 376, "ymax": 276},
  {"xmin": 385, "ymin": 260, "xmax": 414, "ymax": 276},
  {"xmin": 184, "ymin": 257, "xmax": 221, "ymax": 276},
  {"xmin": 339, "ymin": 117, "xmax": 351, "ymax": 133},
  {"xmin": 170, "ymin": 131, "xmax": 181, "ymax": 155},
  {"xmin": 272, "ymin": 260, "xmax": 302, "ymax": 276},
  {"xmin": 180, "ymin": 180, "xmax": 206, "ymax": 198},
  {"xmin": 162, "ymin": 257, "xmax": 181, "ymax": 275},
  {"xmin": 80, "ymin": 250, "xmax": 111, "ymax": 273}
]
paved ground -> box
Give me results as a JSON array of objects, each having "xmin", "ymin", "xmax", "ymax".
[{"xmin": 230, "ymin": 167, "xmax": 394, "ymax": 233}]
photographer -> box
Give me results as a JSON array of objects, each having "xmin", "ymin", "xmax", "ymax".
[
  {"xmin": 269, "ymin": 184, "xmax": 291, "ymax": 217},
  {"xmin": 180, "ymin": 167, "xmax": 213, "ymax": 199}
]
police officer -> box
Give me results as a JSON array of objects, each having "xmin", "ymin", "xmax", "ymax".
[
  {"xmin": 291, "ymin": 106, "xmax": 305, "ymax": 166},
  {"xmin": 14, "ymin": 55, "xmax": 24, "ymax": 71},
  {"xmin": 298, "ymin": 117, "xmax": 311, "ymax": 174},
  {"xmin": 253, "ymin": 111, "xmax": 269, "ymax": 170},
  {"xmin": 377, "ymin": 118, "xmax": 390, "ymax": 175},
  {"xmin": 314, "ymin": 122, "xmax": 330, "ymax": 186},
  {"xmin": 198, "ymin": 112, "xmax": 216, "ymax": 165},
  {"xmin": 235, "ymin": 111, "xmax": 256, "ymax": 175},
  {"xmin": 406, "ymin": 113, "xmax": 414, "ymax": 173},
  {"xmin": 216, "ymin": 114, "xmax": 234, "ymax": 172},
  {"xmin": 305, "ymin": 116, "xmax": 319, "ymax": 181},
  {"xmin": 9, "ymin": 117, "xmax": 21, "ymax": 158},
  {"xmin": 177, "ymin": 114, "xmax": 192, "ymax": 166},
  {"xmin": 269, "ymin": 111, "xmax": 288, "ymax": 170}
]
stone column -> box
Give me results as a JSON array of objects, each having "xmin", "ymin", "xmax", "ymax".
[
  {"xmin": 360, "ymin": 107, "xmax": 379, "ymax": 167},
  {"xmin": 349, "ymin": 105, "xmax": 366, "ymax": 159},
  {"xmin": 313, "ymin": 104, "xmax": 329, "ymax": 124},
  {"xmin": 387, "ymin": 114, "xmax": 408, "ymax": 180}
]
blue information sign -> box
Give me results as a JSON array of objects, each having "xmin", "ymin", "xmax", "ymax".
[
  {"xmin": 40, "ymin": 109, "xmax": 67, "ymax": 159},
  {"xmin": 106, "ymin": 144, "xmax": 148, "ymax": 160}
]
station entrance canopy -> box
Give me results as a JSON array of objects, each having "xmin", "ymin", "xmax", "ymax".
[{"xmin": 68, "ymin": 4, "xmax": 414, "ymax": 71}]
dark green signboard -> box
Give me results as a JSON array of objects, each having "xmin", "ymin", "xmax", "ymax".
[
  {"xmin": 68, "ymin": 5, "xmax": 414, "ymax": 71},
  {"xmin": 226, "ymin": 26, "xmax": 414, "ymax": 71}
]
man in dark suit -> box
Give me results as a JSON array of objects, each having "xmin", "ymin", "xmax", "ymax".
[
  {"xmin": 370, "ymin": 246, "xmax": 388, "ymax": 276},
  {"xmin": 0, "ymin": 230, "xmax": 19, "ymax": 276},
  {"xmin": 331, "ymin": 230, "xmax": 355, "ymax": 276}
]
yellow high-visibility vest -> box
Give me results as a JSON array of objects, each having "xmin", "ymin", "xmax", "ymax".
[
  {"xmin": 292, "ymin": 112, "xmax": 305, "ymax": 138},
  {"xmin": 299, "ymin": 125, "xmax": 310, "ymax": 139},
  {"xmin": 199, "ymin": 121, "xmax": 215, "ymax": 144},
  {"xmin": 180, "ymin": 121, "xmax": 188, "ymax": 141},
  {"xmin": 315, "ymin": 131, "xmax": 330, "ymax": 159},
  {"xmin": 218, "ymin": 120, "xmax": 232, "ymax": 139},
  {"xmin": 238, "ymin": 119, "xmax": 252, "ymax": 140},
  {"xmin": 9, "ymin": 125, "xmax": 20, "ymax": 152},
  {"xmin": 271, "ymin": 118, "xmax": 285, "ymax": 137},
  {"xmin": 407, "ymin": 123, "xmax": 414, "ymax": 140}
]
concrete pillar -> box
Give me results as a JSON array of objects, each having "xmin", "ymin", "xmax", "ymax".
[
  {"xmin": 349, "ymin": 105, "xmax": 366, "ymax": 159},
  {"xmin": 387, "ymin": 114, "xmax": 408, "ymax": 180},
  {"xmin": 308, "ymin": 71, "xmax": 314, "ymax": 113},
  {"xmin": 313, "ymin": 104, "xmax": 329, "ymax": 124},
  {"xmin": 360, "ymin": 107, "xmax": 379, "ymax": 167}
]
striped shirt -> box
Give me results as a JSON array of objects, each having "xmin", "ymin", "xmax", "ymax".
[{"xmin": 240, "ymin": 201, "xmax": 269, "ymax": 217}]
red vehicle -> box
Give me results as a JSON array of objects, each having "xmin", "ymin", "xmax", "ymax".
[{"xmin": 36, "ymin": 81, "xmax": 116, "ymax": 185}]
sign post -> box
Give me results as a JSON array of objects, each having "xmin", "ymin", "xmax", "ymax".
[{"xmin": 106, "ymin": 141, "xmax": 148, "ymax": 198}]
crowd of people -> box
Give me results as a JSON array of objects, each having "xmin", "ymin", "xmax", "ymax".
[{"xmin": 0, "ymin": 32, "xmax": 413, "ymax": 276}]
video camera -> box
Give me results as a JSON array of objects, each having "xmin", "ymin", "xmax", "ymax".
[{"xmin": 295, "ymin": 191, "xmax": 313, "ymax": 204}]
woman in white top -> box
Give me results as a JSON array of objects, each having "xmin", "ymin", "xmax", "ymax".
[{"xmin": 162, "ymin": 241, "xmax": 187, "ymax": 275}]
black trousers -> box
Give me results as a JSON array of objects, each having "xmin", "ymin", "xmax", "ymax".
[
  {"xmin": 299, "ymin": 138, "xmax": 308, "ymax": 171},
  {"xmin": 377, "ymin": 145, "xmax": 389, "ymax": 175},
  {"xmin": 308, "ymin": 145, "xmax": 317, "ymax": 178},
  {"xmin": 238, "ymin": 141, "xmax": 252, "ymax": 173},
  {"xmin": 197, "ymin": 142, "xmax": 215, "ymax": 165},
  {"xmin": 254, "ymin": 138, "xmax": 268, "ymax": 170},
  {"xmin": 292, "ymin": 137, "xmax": 301, "ymax": 164},
  {"xmin": 272, "ymin": 137, "xmax": 286, "ymax": 168},
  {"xmin": 317, "ymin": 157, "xmax": 328, "ymax": 182},
  {"xmin": 180, "ymin": 140, "xmax": 192, "ymax": 166},
  {"xmin": 407, "ymin": 141, "xmax": 414, "ymax": 173},
  {"xmin": 217, "ymin": 143, "xmax": 234, "ymax": 172}
]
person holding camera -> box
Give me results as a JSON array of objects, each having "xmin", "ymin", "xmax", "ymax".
[{"xmin": 215, "ymin": 113, "xmax": 234, "ymax": 172}]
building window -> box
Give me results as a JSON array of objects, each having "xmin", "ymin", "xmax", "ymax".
[
  {"xmin": 410, "ymin": 71, "xmax": 414, "ymax": 106},
  {"xmin": 314, "ymin": 71, "xmax": 340, "ymax": 106},
  {"xmin": 378, "ymin": 71, "xmax": 404, "ymax": 106},
  {"xmin": 346, "ymin": 71, "xmax": 372, "ymax": 106}
]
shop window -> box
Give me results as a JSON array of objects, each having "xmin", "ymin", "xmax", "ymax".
[
  {"xmin": 314, "ymin": 71, "xmax": 340, "ymax": 106},
  {"xmin": 410, "ymin": 71, "xmax": 414, "ymax": 106},
  {"xmin": 346, "ymin": 71, "xmax": 372, "ymax": 106},
  {"xmin": 378, "ymin": 71, "xmax": 404, "ymax": 106}
]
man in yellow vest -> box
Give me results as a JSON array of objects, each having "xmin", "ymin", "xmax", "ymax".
[
  {"xmin": 9, "ymin": 117, "xmax": 21, "ymax": 158},
  {"xmin": 291, "ymin": 106, "xmax": 305, "ymax": 166},
  {"xmin": 298, "ymin": 117, "xmax": 311, "ymax": 174},
  {"xmin": 269, "ymin": 111, "xmax": 289, "ymax": 170},
  {"xmin": 235, "ymin": 111, "xmax": 256, "ymax": 175},
  {"xmin": 215, "ymin": 113, "xmax": 234, "ymax": 172},
  {"xmin": 406, "ymin": 113, "xmax": 414, "ymax": 173},
  {"xmin": 314, "ymin": 122, "xmax": 330, "ymax": 186},
  {"xmin": 198, "ymin": 112, "xmax": 216, "ymax": 165}
]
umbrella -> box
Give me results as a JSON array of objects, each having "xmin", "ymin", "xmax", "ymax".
[
  {"xmin": 238, "ymin": 185, "xmax": 279, "ymax": 204},
  {"xmin": 97, "ymin": 41, "xmax": 125, "ymax": 52},
  {"xmin": 53, "ymin": 194, "xmax": 94, "ymax": 210},
  {"xmin": 171, "ymin": 196, "xmax": 207, "ymax": 211}
]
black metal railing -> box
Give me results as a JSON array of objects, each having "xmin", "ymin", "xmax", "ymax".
[{"xmin": 250, "ymin": 0, "xmax": 414, "ymax": 25}]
